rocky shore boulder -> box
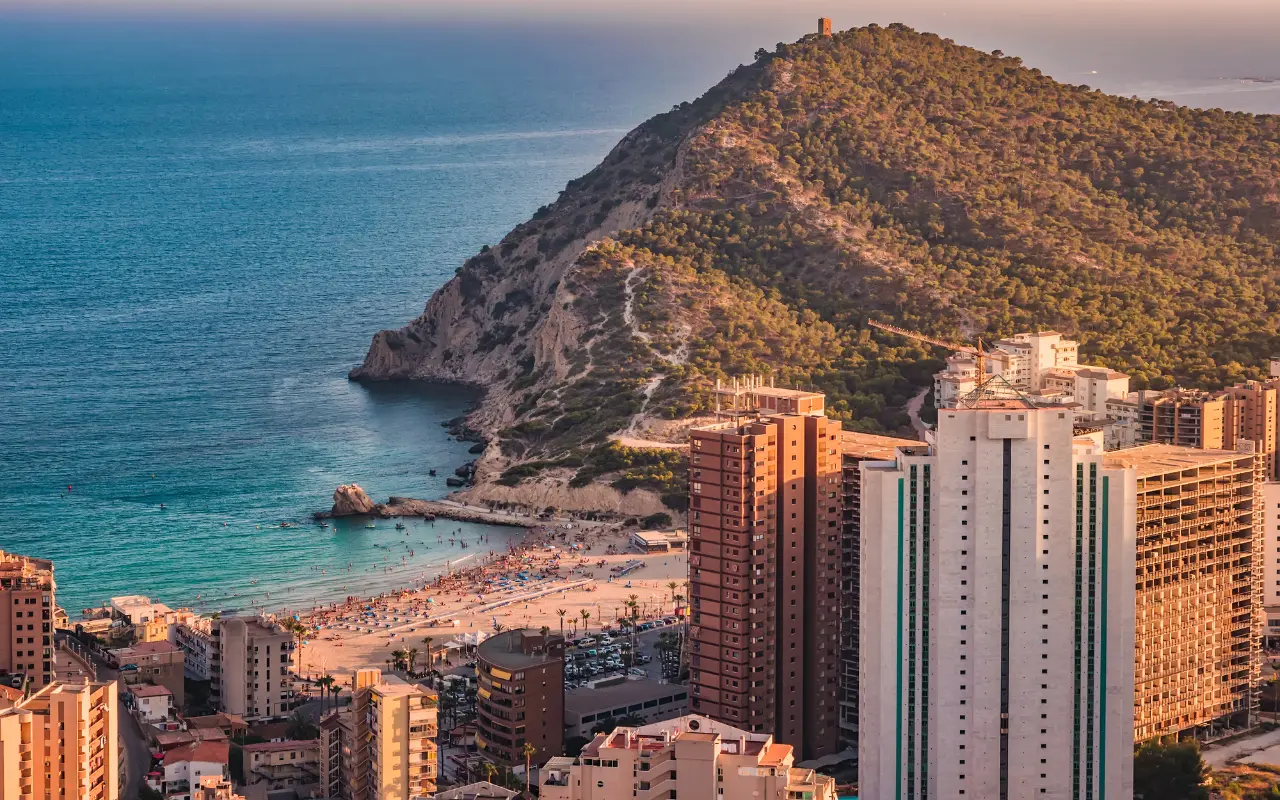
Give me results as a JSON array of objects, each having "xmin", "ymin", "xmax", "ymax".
[{"xmin": 331, "ymin": 484, "xmax": 375, "ymax": 516}]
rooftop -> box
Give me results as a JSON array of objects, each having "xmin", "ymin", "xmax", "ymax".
[
  {"xmin": 477, "ymin": 629, "xmax": 564, "ymax": 670},
  {"xmin": 840, "ymin": 430, "xmax": 918, "ymax": 459},
  {"xmin": 434, "ymin": 781, "xmax": 519, "ymax": 800},
  {"xmin": 1103, "ymin": 443, "xmax": 1252, "ymax": 478},
  {"xmin": 565, "ymin": 678, "xmax": 686, "ymax": 716},
  {"xmin": 240, "ymin": 740, "xmax": 321, "ymax": 754},
  {"xmin": 113, "ymin": 640, "xmax": 182, "ymax": 657},
  {"xmin": 162, "ymin": 740, "xmax": 230, "ymax": 767},
  {"xmin": 129, "ymin": 684, "xmax": 172, "ymax": 699}
]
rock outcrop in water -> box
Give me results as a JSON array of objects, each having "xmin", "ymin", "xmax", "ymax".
[
  {"xmin": 353, "ymin": 23, "xmax": 1280, "ymax": 511},
  {"xmin": 331, "ymin": 484, "xmax": 375, "ymax": 516}
]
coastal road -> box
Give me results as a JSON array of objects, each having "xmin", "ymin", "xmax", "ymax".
[{"xmin": 118, "ymin": 694, "xmax": 151, "ymax": 799}]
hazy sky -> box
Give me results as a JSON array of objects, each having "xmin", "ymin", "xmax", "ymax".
[{"xmin": 5, "ymin": 0, "xmax": 1280, "ymax": 112}]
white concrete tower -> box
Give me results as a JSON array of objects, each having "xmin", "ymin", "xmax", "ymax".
[{"xmin": 860, "ymin": 402, "xmax": 1135, "ymax": 800}]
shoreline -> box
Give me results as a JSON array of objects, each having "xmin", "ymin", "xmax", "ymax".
[{"xmin": 289, "ymin": 519, "xmax": 688, "ymax": 678}]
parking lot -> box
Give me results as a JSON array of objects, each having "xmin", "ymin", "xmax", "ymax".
[{"xmin": 564, "ymin": 617, "xmax": 684, "ymax": 688}]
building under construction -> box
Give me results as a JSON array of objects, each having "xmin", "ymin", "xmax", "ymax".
[{"xmin": 1104, "ymin": 444, "xmax": 1263, "ymax": 740}]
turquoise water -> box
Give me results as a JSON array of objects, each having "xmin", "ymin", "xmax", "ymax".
[{"xmin": 0, "ymin": 16, "xmax": 741, "ymax": 614}]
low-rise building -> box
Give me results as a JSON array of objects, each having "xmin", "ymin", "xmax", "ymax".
[
  {"xmin": 564, "ymin": 679, "xmax": 688, "ymax": 739},
  {"xmin": 131, "ymin": 682, "xmax": 174, "ymax": 723},
  {"xmin": 240, "ymin": 740, "xmax": 320, "ymax": 796},
  {"xmin": 112, "ymin": 639, "xmax": 186, "ymax": 708},
  {"xmin": 211, "ymin": 615, "xmax": 293, "ymax": 720},
  {"xmin": 163, "ymin": 740, "xmax": 231, "ymax": 800},
  {"xmin": 192, "ymin": 775, "xmax": 245, "ymax": 800},
  {"xmin": 627, "ymin": 530, "xmax": 688, "ymax": 553},
  {"xmin": 0, "ymin": 680, "xmax": 119, "ymax": 800},
  {"xmin": 539, "ymin": 714, "xmax": 837, "ymax": 800}
]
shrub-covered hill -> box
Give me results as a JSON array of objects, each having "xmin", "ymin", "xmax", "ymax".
[{"xmin": 353, "ymin": 23, "xmax": 1280, "ymax": 503}]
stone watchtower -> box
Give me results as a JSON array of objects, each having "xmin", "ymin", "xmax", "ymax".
[{"xmin": 818, "ymin": 17, "xmax": 832, "ymax": 37}]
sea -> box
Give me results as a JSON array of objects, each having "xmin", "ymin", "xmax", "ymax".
[{"xmin": 3, "ymin": 7, "xmax": 1280, "ymax": 616}]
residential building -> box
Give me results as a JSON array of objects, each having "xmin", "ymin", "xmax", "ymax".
[
  {"xmin": 688, "ymin": 385, "xmax": 842, "ymax": 759},
  {"xmin": 933, "ymin": 331, "xmax": 1129, "ymax": 418},
  {"xmin": 1106, "ymin": 443, "xmax": 1264, "ymax": 739},
  {"xmin": 191, "ymin": 775, "xmax": 245, "ymax": 800},
  {"xmin": 837, "ymin": 430, "xmax": 919, "ymax": 754},
  {"xmin": 112, "ymin": 639, "xmax": 186, "ymax": 708},
  {"xmin": 1264, "ymin": 483, "xmax": 1280, "ymax": 647},
  {"xmin": 0, "ymin": 550, "xmax": 56, "ymax": 689},
  {"xmin": 0, "ymin": 680, "xmax": 119, "ymax": 800},
  {"xmin": 210, "ymin": 614, "xmax": 293, "ymax": 720},
  {"xmin": 860, "ymin": 402, "xmax": 1136, "ymax": 800},
  {"xmin": 563, "ymin": 679, "xmax": 689, "ymax": 739},
  {"xmin": 130, "ymin": 682, "xmax": 174, "ymax": 723},
  {"xmin": 475, "ymin": 628, "xmax": 565, "ymax": 765},
  {"xmin": 163, "ymin": 740, "xmax": 230, "ymax": 800},
  {"xmin": 538, "ymin": 714, "xmax": 837, "ymax": 800},
  {"xmin": 240, "ymin": 740, "xmax": 320, "ymax": 796},
  {"xmin": 175, "ymin": 619, "xmax": 215, "ymax": 680},
  {"xmin": 319, "ymin": 668, "xmax": 439, "ymax": 800},
  {"xmin": 1139, "ymin": 388, "xmax": 1234, "ymax": 450},
  {"xmin": 1224, "ymin": 379, "xmax": 1280, "ymax": 480}
]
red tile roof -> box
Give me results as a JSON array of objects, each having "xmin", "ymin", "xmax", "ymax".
[{"xmin": 162, "ymin": 740, "xmax": 229, "ymax": 767}]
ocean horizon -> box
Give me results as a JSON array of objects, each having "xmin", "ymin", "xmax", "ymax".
[{"xmin": 4, "ymin": 11, "xmax": 1280, "ymax": 615}]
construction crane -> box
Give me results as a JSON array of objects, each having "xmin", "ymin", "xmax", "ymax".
[{"xmin": 867, "ymin": 319, "xmax": 990, "ymax": 382}]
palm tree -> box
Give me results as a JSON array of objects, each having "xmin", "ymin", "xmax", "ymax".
[
  {"xmin": 406, "ymin": 647, "xmax": 420, "ymax": 675},
  {"xmin": 522, "ymin": 742, "xmax": 538, "ymax": 794},
  {"xmin": 316, "ymin": 674, "xmax": 335, "ymax": 716},
  {"xmin": 580, "ymin": 609, "xmax": 590, "ymax": 635},
  {"xmin": 390, "ymin": 648, "xmax": 409, "ymax": 672},
  {"xmin": 481, "ymin": 761, "xmax": 498, "ymax": 784},
  {"xmin": 617, "ymin": 712, "xmax": 646, "ymax": 727},
  {"xmin": 667, "ymin": 581, "xmax": 679, "ymax": 604},
  {"xmin": 285, "ymin": 709, "xmax": 318, "ymax": 740},
  {"xmin": 422, "ymin": 636, "xmax": 434, "ymax": 669},
  {"xmin": 493, "ymin": 622, "xmax": 505, "ymax": 634},
  {"xmin": 556, "ymin": 608, "xmax": 567, "ymax": 639},
  {"xmin": 330, "ymin": 685, "xmax": 343, "ymax": 712},
  {"xmin": 539, "ymin": 625, "xmax": 550, "ymax": 640}
]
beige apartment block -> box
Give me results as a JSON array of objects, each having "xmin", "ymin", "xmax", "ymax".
[
  {"xmin": 241, "ymin": 740, "xmax": 320, "ymax": 795},
  {"xmin": 112, "ymin": 639, "xmax": 186, "ymax": 708},
  {"xmin": 211, "ymin": 615, "xmax": 293, "ymax": 720},
  {"xmin": 320, "ymin": 668, "xmax": 439, "ymax": 800},
  {"xmin": 0, "ymin": 680, "xmax": 119, "ymax": 800},
  {"xmin": 0, "ymin": 550, "xmax": 56, "ymax": 689},
  {"xmin": 539, "ymin": 714, "xmax": 836, "ymax": 800},
  {"xmin": 1106, "ymin": 444, "xmax": 1264, "ymax": 739}
]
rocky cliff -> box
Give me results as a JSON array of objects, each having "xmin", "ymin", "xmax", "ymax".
[{"xmin": 354, "ymin": 24, "xmax": 1280, "ymax": 510}]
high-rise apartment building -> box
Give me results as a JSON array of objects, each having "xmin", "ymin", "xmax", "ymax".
[
  {"xmin": 319, "ymin": 669, "xmax": 439, "ymax": 800},
  {"xmin": 475, "ymin": 629, "xmax": 565, "ymax": 765},
  {"xmin": 1262, "ymin": 482, "xmax": 1280, "ymax": 647},
  {"xmin": 838, "ymin": 431, "xmax": 920, "ymax": 753},
  {"xmin": 0, "ymin": 680, "xmax": 119, "ymax": 800},
  {"xmin": 538, "ymin": 715, "xmax": 837, "ymax": 800},
  {"xmin": 210, "ymin": 615, "xmax": 293, "ymax": 720},
  {"xmin": 688, "ymin": 385, "xmax": 842, "ymax": 760},
  {"xmin": 1106, "ymin": 444, "xmax": 1263, "ymax": 739},
  {"xmin": 860, "ymin": 402, "xmax": 1136, "ymax": 800},
  {"xmin": 1224, "ymin": 380, "xmax": 1280, "ymax": 480},
  {"xmin": 1140, "ymin": 389, "xmax": 1233, "ymax": 450},
  {"xmin": 0, "ymin": 550, "xmax": 56, "ymax": 690}
]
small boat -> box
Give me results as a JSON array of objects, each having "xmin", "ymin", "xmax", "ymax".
[
  {"xmin": 395, "ymin": 523, "xmax": 406, "ymax": 530},
  {"xmin": 365, "ymin": 523, "xmax": 376, "ymax": 529},
  {"xmin": 428, "ymin": 469, "xmax": 437, "ymax": 477},
  {"xmin": 318, "ymin": 522, "xmax": 330, "ymax": 529}
]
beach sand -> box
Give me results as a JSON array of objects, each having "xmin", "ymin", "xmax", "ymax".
[{"xmin": 293, "ymin": 519, "xmax": 688, "ymax": 678}]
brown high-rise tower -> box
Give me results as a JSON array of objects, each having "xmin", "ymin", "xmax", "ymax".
[{"xmin": 688, "ymin": 383, "xmax": 841, "ymax": 760}]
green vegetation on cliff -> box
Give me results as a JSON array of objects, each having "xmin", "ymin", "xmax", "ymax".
[{"xmin": 367, "ymin": 24, "xmax": 1280, "ymax": 488}]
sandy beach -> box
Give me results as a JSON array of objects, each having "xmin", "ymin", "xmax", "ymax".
[{"xmin": 292, "ymin": 517, "xmax": 688, "ymax": 678}]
